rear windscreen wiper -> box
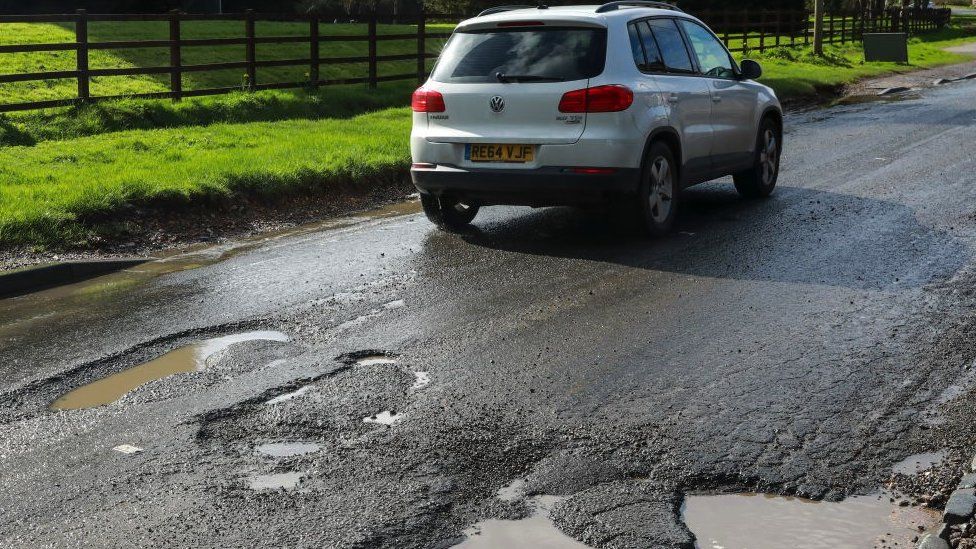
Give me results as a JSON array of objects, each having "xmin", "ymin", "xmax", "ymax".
[{"xmin": 495, "ymin": 73, "xmax": 566, "ymax": 83}]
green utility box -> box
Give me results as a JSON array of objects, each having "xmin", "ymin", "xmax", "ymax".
[{"xmin": 863, "ymin": 33, "xmax": 909, "ymax": 63}]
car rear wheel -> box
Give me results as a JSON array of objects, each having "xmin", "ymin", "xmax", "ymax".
[
  {"xmin": 420, "ymin": 193, "xmax": 479, "ymax": 231},
  {"xmin": 733, "ymin": 118, "xmax": 780, "ymax": 199},
  {"xmin": 638, "ymin": 141, "xmax": 680, "ymax": 236}
]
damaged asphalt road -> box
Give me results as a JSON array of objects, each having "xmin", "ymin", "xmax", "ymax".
[{"xmin": 4, "ymin": 82, "xmax": 976, "ymax": 549}]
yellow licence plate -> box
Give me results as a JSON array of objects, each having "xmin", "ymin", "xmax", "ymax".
[{"xmin": 468, "ymin": 144, "xmax": 534, "ymax": 163}]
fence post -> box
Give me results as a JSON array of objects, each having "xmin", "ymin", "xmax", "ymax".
[
  {"xmin": 742, "ymin": 9, "xmax": 749, "ymax": 55},
  {"xmin": 75, "ymin": 9, "xmax": 89, "ymax": 103},
  {"xmin": 774, "ymin": 10, "xmax": 781, "ymax": 48},
  {"xmin": 840, "ymin": 11, "xmax": 845, "ymax": 44},
  {"xmin": 310, "ymin": 14, "xmax": 319, "ymax": 90},
  {"xmin": 368, "ymin": 12, "xmax": 377, "ymax": 89},
  {"xmin": 245, "ymin": 9, "xmax": 256, "ymax": 91},
  {"xmin": 417, "ymin": 9, "xmax": 426, "ymax": 84},
  {"xmin": 828, "ymin": 10, "xmax": 834, "ymax": 45},
  {"xmin": 759, "ymin": 10, "xmax": 765, "ymax": 53},
  {"xmin": 169, "ymin": 10, "xmax": 182, "ymax": 102},
  {"xmin": 813, "ymin": 0, "xmax": 824, "ymax": 55},
  {"xmin": 790, "ymin": 10, "xmax": 796, "ymax": 47}
]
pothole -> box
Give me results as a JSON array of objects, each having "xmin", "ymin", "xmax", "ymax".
[
  {"xmin": 356, "ymin": 356, "xmax": 398, "ymax": 367},
  {"xmin": 411, "ymin": 371, "xmax": 431, "ymax": 390},
  {"xmin": 456, "ymin": 495, "xmax": 592, "ymax": 548},
  {"xmin": 337, "ymin": 350, "xmax": 398, "ymax": 366},
  {"xmin": 50, "ymin": 330, "xmax": 289, "ymax": 411},
  {"xmin": 255, "ymin": 442, "xmax": 321, "ymax": 458},
  {"xmin": 247, "ymin": 471, "xmax": 304, "ymax": 491},
  {"xmin": 497, "ymin": 478, "xmax": 526, "ymax": 502},
  {"xmin": 264, "ymin": 385, "xmax": 313, "ymax": 405},
  {"xmin": 682, "ymin": 490, "xmax": 939, "ymax": 549},
  {"xmin": 892, "ymin": 450, "xmax": 947, "ymax": 475},
  {"xmin": 363, "ymin": 410, "xmax": 402, "ymax": 425}
]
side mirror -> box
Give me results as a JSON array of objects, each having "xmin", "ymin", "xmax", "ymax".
[{"xmin": 740, "ymin": 59, "xmax": 763, "ymax": 80}]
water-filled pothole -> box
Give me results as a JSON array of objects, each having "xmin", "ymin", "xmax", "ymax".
[
  {"xmin": 50, "ymin": 331, "xmax": 289, "ymax": 410},
  {"xmin": 255, "ymin": 442, "xmax": 321, "ymax": 458},
  {"xmin": 682, "ymin": 491, "xmax": 939, "ymax": 549},
  {"xmin": 363, "ymin": 410, "xmax": 402, "ymax": 425},
  {"xmin": 247, "ymin": 471, "xmax": 304, "ymax": 491},
  {"xmin": 456, "ymin": 495, "xmax": 591, "ymax": 548},
  {"xmin": 892, "ymin": 450, "xmax": 947, "ymax": 475},
  {"xmin": 265, "ymin": 385, "xmax": 312, "ymax": 405},
  {"xmin": 356, "ymin": 356, "xmax": 398, "ymax": 367}
]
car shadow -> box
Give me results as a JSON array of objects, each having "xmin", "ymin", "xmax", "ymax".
[{"xmin": 455, "ymin": 182, "xmax": 968, "ymax": 291}]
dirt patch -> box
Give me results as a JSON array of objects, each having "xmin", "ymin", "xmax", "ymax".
[
  {"xmin": 842, "ymin": 57, "xmax": 976, "ymax": 97},
  {"xmin": 0, "ymin": 174, "xmax": 415, "ymax": 272}
]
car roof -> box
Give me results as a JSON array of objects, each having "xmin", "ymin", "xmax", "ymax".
[{"xmin": 456, "ymin": 5, "xmax": 698, "ymax": 31}]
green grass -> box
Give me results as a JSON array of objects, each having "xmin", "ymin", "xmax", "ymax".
[
  {"xmin": 0, "ymin": 107, "xmax": 411, "ymax": 246},
  {"xmin": 0, "ymin": 82, "xmax": 415, "ymax": 146},
  {"xmin": 0, "ymin": 20, "xmax": 450, "ymax": 104}
]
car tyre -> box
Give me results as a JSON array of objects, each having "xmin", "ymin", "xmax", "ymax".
[
  {"xmin": 638, "ymin": 141, "xmax": 680, "ymax": 236},
  {"xmin": 733, "ymin": 118, "xmax": 780, "ymax": 199},
  {"xmin": 420, "ymin": 193, "xmax": 479, "ymax": 231}
]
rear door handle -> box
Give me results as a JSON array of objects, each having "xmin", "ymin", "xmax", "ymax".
[
  {"xmin": 711, "ymin": 96, "xmax": 722, "ymax": 103},
  {"xmin": 666, "ymin": 93, "xmax": 680, "ymax": 104}
]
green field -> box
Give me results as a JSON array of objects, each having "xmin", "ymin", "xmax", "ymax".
[
  {"xmin": 1, "ymin": 15, "xmax": 975, "ymax": 249},
  {"xmin": 0, "ymin": 20, "xmax": 451, "ymax": 104}
]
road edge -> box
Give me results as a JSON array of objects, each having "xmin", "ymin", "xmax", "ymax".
[{"xmin": 0, "ymin": 258, "xmax": 150, "ymax": 299}]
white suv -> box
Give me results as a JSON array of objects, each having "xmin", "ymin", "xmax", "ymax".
[{"xmin": 410, "ymin": 1, "xmax": 782, "ymax": 234}]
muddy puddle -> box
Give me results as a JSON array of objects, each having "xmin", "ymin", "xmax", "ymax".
[
  {"xmin": 456, "ymin": 495, "xmax": 591, "ymax": 549},
  {"xmin": 255, "ymin": 442, "xmax": 321, "ymax": 458},
  {"xmin": 50, "ymin": 331, "xmax": 288, "ymax": 410},
  {"xmin": 682, "ymin": 491, "xmax": 939, "ymax": 549},
  {"xmin": 892, "ymin": 450, "xmax": 947, "ymax": 475}
]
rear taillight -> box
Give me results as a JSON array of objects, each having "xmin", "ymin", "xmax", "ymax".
[
  {"xmin": 558, "ymin": 85, "xmax": 633, "ymax": 113},
  {"xmin": 412, "ymin": 88, "xmax": 446, "ymax": 113}
]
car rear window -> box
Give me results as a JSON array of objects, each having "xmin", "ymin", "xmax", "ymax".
[{"xmin": 431, "ymin": 27, "xmax": 607, "ymax": 84}]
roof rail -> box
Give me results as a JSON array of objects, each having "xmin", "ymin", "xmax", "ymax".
[
  {"xmin": 477, "ymin": 5, "xmax": 542, "ymax": 17},
  {"xmin": 595, "ymin": 1, "xmax": 683, "ymax": 13}
]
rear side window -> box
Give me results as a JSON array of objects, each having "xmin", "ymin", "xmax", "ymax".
[
  {"xmin": 646, "ymin": 19, "xmax": 694, "ymax": 73},
  {"xmin": 628, "ymin": 21, "xmax": 665, "ymax": 72},
  {"xmin": 431, "ymin": 27, "xmax": 607, "ymax": 83}
]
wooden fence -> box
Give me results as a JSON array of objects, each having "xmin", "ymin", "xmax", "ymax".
[
  {"xmin": 700, "ymin": 7, "xmax": 952, "ymax": 54},
  {"xmin": 0, "ymin": 9, "xmax": 453, "ymax": 113},
  {"xmin": 0, "ymin": 7, "xmax": 953, "ymax": 114}
]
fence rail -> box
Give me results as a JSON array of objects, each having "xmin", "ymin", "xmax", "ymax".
[{"xmin": 0, "ymin": 7, "xmax": 953, "ymax": 113}]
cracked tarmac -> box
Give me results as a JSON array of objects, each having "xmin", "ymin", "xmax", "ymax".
[{"xmin": 3, "ymin": 79, "xmax": 976, "ymax": 548}]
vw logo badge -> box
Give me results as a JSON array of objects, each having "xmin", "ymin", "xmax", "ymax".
[{"xmin": 489, "ymin": 96, "xmax": 505, "ymax": 113}]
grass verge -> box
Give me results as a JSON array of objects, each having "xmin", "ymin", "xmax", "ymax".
[{"xmin": 0, "ymin": 108, "xmax": 410, "ymax": 247}]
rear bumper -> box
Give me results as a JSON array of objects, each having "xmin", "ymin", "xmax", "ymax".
[{"xmin": 410, "ymin": 165, "xmax": 641, "ymax": 207}]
